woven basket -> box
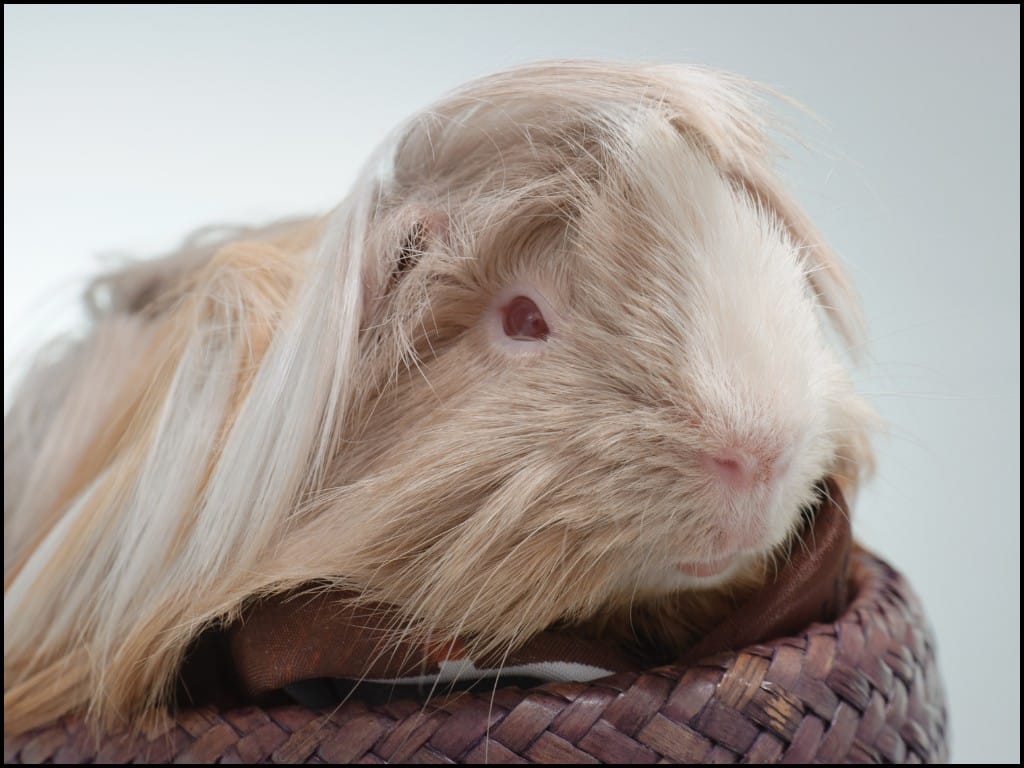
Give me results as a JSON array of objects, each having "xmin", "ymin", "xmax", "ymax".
[{"xmin": 3, "ymin": 548, "xmax": 947, "ymax": 764}]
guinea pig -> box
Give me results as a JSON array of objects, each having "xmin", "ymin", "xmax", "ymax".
[{"xmin": 2, "ymin": 60, "xmax": 874, "ymax": 734}]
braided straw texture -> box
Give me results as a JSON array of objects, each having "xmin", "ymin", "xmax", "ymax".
[{"xmin": 4, "ymin": 549, "xmax": 948, "ymax": 764}]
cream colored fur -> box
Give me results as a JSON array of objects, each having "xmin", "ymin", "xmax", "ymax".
[{"xmin": 3, "ymin": 61, "xmax": 873, "ymax": 734}]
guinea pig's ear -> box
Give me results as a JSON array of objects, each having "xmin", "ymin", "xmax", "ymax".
[{"xmin": 385, "ymin": 207, "xmax": 449, "ymax": 291}]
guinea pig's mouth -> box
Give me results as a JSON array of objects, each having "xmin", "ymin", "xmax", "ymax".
[{"xmin": 674, "ymin": 554, "xmax": 739, "ymax": 579}]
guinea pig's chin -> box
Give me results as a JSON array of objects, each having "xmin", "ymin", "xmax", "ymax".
[{"xmin": 661, "ymin": 551, "xmax": 757, "ymax": 591}]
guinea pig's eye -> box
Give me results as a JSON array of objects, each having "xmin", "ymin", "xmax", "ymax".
[{"xmin": 502, "ymin": 295, "xmax": 549, "ymax": 341}]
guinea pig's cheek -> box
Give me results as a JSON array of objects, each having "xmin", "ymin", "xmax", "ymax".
[{"xmin": 486, "ymin": 284, "xmax": 564, "ymax": 357}]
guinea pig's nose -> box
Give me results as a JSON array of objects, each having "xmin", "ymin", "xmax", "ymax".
[{"xmin": 701, "ymin": 445, "xmax": 789, "ymax": 489}]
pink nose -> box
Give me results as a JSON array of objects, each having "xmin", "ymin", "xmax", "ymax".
[{"xmin": 702, "ymin": 447, "xmax": 787, "ymax": 488}]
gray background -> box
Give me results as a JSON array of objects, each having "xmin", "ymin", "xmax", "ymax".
[{"xmin": 4, "ymin": 6, "xmax": 1019, "ymax": 762}]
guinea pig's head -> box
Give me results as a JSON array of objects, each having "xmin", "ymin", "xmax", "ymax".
[{"xmin": 301, "ymin": 62, "xmax": 874, "ymax": 651}]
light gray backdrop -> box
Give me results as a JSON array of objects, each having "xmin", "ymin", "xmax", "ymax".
[{"xmin": 4, "ymin": 6, "xmax": 1019, "ymax": 762}]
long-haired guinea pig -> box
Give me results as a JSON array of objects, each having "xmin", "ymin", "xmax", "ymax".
[{"xmin": 3, "ymin": 60, "xmax": 874, "ymax": 734}]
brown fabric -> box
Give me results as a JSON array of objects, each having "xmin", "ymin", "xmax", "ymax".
[
  {"xmin": 4, "ymin": 546, "xmax": 948, "ymax": 763},
  {"xmin": 228, "ymin": 595, "xmax": 646, "ymax": 699},
  {"xmin": 224, "ymin": 479, "xmax": 851, "ymax": 699}
]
